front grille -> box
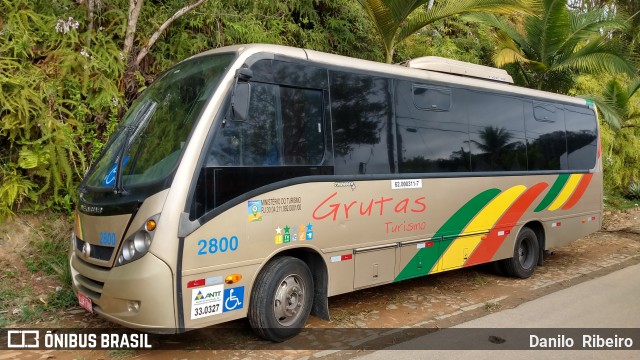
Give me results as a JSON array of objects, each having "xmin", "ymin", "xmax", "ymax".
[
  {"xmin": 75, "ymin": 236, "xmax": 115, "ymax": 261},
  {"xmin": 76, "ymin": 273, "xmax": 104, "ymax": 299}
]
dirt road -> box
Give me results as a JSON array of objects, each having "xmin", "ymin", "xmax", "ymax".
[{"xmin": 1, "ymin": 208, "xmax": 639, "ymax": 359}]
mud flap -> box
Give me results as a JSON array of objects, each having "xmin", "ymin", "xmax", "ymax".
[
  {"xmin": 310, "ymin": 255, "xmax": 330, "ymax": 321},
  {"xmin": 311, "ymin": 285, "xmax": 330, "ymax": 321}
]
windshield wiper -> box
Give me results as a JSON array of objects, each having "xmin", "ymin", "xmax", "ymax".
[
  {"xmin": 113, "ymin": 101, "xmax": 157, "ymax": 195},
  {"xmin": 112, "ymin": 126, "xmax": 132, "ymax": 195}
]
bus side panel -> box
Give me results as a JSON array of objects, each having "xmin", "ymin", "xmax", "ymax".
[
  {"xmin": 477, "ymin": 170, "xmax": 602, "ymax": 263},
  {"xmin": 180, "ymin": 169, "xmax": 602, "ymax": 328}
]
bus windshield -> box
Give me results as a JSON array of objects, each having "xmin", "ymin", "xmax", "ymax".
[{"xmin": 84, "ymin": 53, "xmax": 235, "ymax": 190}]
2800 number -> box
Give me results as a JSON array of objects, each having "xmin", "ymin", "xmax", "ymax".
[
  {"xmin": 99, "ymin": 231, "xmax": 117, "ymax": 246},
  {"xmin": 197, "ymin": 236, "xmax": 239, "ymax": 255}
]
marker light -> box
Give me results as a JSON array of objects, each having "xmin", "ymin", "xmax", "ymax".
[
  {"xmin": 145, "ymin": 219, "xmax": 157, "ymax": 232},
  {"xmin": 225, "ymin": 274, "xmax": 242, "ymax": 284}
]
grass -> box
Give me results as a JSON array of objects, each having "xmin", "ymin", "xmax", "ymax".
[
  {"xmin": 484, "ymin": 301, "xmax": 501, "ymax": 312},
  {"xmin": 107, "ymin": 349, "xmax": 137, "ymax": 360},
  {"xmin": 604, "ymin": 192, "xmax": 639, "ymax": 211},
  {"xmin": 470, "ymin": 272, "xmax": 490, "ymax": 286},
  {"xmin": 0, "ymin": 213, "xmax": 76, "ymax": 326},
  {"xmin": 330, "ymin": 309, "xmax": 360, "ymax": 325}
]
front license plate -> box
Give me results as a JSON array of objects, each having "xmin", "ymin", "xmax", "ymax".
[{"xmin": 78, "ymin": 292, "xmax": 93, "ymax": 313}]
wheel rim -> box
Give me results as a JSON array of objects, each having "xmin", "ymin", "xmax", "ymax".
[
  {"xmin": 273, "ymin": 273, "xmax": 306, "ymax": 327},
  {"xmin": 518, "ymin": 238, "xmax": 535, "ymax": 269}
]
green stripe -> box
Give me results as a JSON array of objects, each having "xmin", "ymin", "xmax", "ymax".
[
  {"xmin": 395, "ymin": 188, "xmax": 500, "ymax": 282},
  {"xmin": 534, "ymin": 174, "xmax": 569, "ymax": 212}
]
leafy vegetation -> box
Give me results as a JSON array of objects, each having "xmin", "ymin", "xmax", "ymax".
[
  {"xmin": 0, "ymin": 0, "xmax": 381, "ymax": 218},
  {"xmin": 0, "ymin": 0, "xmax": 638, "ymax": 218},
  {"xmin": 357, "ymin": 0, "xmax": 536, "ymax": 63},
  {"xmin": 469, "ymin": 0, "xmax": 636, "ymax": 93},
  {"xmin": 628, "ymin": 182, "xmax": 640, "ymax": 200}
]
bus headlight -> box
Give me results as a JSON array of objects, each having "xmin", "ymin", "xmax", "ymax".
[{"xmin": 116, "ymin": 215, "xmax": 159, "ymax": 266}]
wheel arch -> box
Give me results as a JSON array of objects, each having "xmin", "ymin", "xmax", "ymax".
[{"xmin": 249, "ymin": 246, "xmax": 330, "ymax": 321}]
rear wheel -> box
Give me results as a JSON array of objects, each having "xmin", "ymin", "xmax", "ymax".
[
  {"xmin": 248, "ymin": 256, "xmax": 313, "ymax": 342},
  {"xmin": 500, "ymin": 227, "xmax": 539, "ymax": 278}
]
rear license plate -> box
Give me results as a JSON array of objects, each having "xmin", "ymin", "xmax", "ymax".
[{"xmin": 78, "ymin": 292, "xmax": 93, "ymax": 313}]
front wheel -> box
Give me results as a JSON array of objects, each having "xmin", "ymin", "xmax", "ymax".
[
  {"xmin": 499, "ymin": 227, "xmax": 539, "ymax": 279},
  {"xmin": 248, "ymin": 256, "xmax": 313, "ymax": 342}
]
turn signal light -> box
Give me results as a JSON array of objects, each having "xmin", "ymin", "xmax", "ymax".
[
  {"xmin": 225, "ymin": 274, "xmax": 242, "ymax": 284},
  {"xmin": 145, "ymin": 219, "xmax": 157, "ymax": 232}
]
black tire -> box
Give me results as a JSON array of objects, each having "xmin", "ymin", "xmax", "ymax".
[
  {"xmin": 248, "ymin": 256, "xmax": 314, "ymax": 342},
  {"xmin": 499, "ymin": 227, "xmax": 539, "ymax": 279}
]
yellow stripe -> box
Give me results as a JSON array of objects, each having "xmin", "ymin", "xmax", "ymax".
[
  {"xmin": 548, "ymin": 174, "xmax": 583, "ymax": 211},
  {"xmin": 74, "ymin": 212, "xmax": 84, "ymax": 240},
  {"xmin": 432, "ymin": 185, "xmax": 526, "ymax": 272}
]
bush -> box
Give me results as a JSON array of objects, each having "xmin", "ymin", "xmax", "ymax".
[{"xmin": 628, "ymin": 182, "xmax": 640, "ymax": 200}]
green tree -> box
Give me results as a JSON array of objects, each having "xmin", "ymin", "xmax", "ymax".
[
  {"xmin": 356, "ymin": 0, "xmax": 536, "ymax": 63},
  {"xmin": 472, "ymin": 0, "xmax": 637, "ymax": 92},
  {"xmin": 588, "ymin": 78, "xmax": 640, "ymax": 129}
]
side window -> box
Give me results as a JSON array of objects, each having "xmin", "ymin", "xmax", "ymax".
[
  {"xmin": 396, "ymin": 80, "xmax": 470, "ymax": 173},
  {"xmin": 534, "ymin": 103, "xmax": 560, "ymax": 123},
  {"xmin": 467, "ymin": 91, "xmax": 527, "ymax": 171},
  {"xmin": 413, "ymin": 85, "xmax": 451, "ymax": 111},
  {"xmin": 207, "ymin": 82, "xmax": 278, "ymax": 166},
  {"xmin": 207, "ymin": 84, "xmax": 324, "ymax": 166},
  {"xmin": 280, "ymin": 86, "xmax": 324, "ymax": 165},
  {"xmin": 330, "ymin": 71, "xmax": 393, "ymax": 175},
  {"xmin": 565, "ymin": 105, "xmax": 597, "ymax": 170},
  {"xmin": 525, "ymin": 102, "xmax": 567, "ymax": 170}
]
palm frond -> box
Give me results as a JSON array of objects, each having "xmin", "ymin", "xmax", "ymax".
[
  {"xmin": 580, "ymin": 94, "xmax": 623, "ymax": 130},
  {"xmin": 396, "ymin": 0, "xmax": 538, "ymax": 45},
  {"xmin": 492, "ymin": 31, "xmax": 530, "ymax": 66},
  {"xmin": 528, "ymin": 0, "xmax": 571, "ymax": 63},
  {"xmin": 554, "ymin": 38, "xmax": 637, "ymax": 76},
  {"xmin": 464, "ymin": 13, "xmax": 532, "ymax": 52},
  {"xmin": 628, "ymin": 77, "xmax": 640, "ymax": 99},
  {"xmin": 603, "ymin": 79, "xmax": 629, "ymax": 112},
  {"xmin": 559, "ymin": 8, "xmax": 629, "ymax": 53},
  {"xmin": 357, "ymin": 0, "xmax": 411, "ymax": 54}
]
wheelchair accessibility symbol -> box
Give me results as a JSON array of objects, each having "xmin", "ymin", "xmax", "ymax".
[{"xmin": 223, "ymin": 286, "xmax": 244, "ymax": 312}]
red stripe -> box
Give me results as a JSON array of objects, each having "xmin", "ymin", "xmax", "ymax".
[
  {"xmin": 561, "ymin": 173, "xmax": 593, "ymax": 210},
  {"xmin": 465, "ymin": 182, "xmax": 548, "ymax": 267}
]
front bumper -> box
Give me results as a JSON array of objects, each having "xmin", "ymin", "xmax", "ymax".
[{"xmin": 70, "ymin": 251, "xmax": 176, "ymax": 331}]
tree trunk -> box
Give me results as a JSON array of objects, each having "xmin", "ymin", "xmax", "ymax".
[
  {"xmin": 134, "ymin": 0, "xmax": 207, "ymax": 67},
  {"xmin": 86, "ymin": 0, "xmax": 95, "ymax": 47},
  {"xmin": 123, "ymin": 0, "xmax": 144, "ymax": 61},
  {"xmin": 385, "ymin": 48, "xmax": 394, "ymax": 64}
]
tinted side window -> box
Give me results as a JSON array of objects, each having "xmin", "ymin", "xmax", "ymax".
[
  {"xmin": 273, "ymin": 60, "xmax": 328, "ymax": 89},
  {"xmin": 330, "ymin": 71, "xmax": 393, "ymax": 175},
  {"xmin": 248, "ymin": 59, "xmax": 327, "ymax": 89},
  {"xmin": 396, "ymin": 80, "xmax": 470, "ymax": 173},
  {"xmin": 207, "ymin": 82, "xmax": 278, "ymax": 166},
  {"xmin": 413, "ymin": 85, "xmax": 451, "ymax": 111},
  {"xmin": 525, "ymin": 102, "xmax": 567, "ymax": 170},
  {"xmin": 207, "ymin": 84, "xmax": 324, "ymax": 166},
  {"xmin": 467, "ymin": 91, "xmax": 527, "ymax": 171},
  {"xmin": 565, "ymin": 105, "xmax": 597, "ymax": 170},
  {"xmin": 280, "ymin": 86, "xmax": 324, "ymax": 165}
]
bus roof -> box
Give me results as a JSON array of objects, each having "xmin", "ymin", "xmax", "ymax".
[{"xmin": 197, "ymin": 44, "xmax": 587, "ymax": 106}]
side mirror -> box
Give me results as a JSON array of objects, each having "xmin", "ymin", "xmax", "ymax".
[
  {"xmin": 232, "ymin": 82, "xmax": 251, "ymax": 121},
  {"xmin": 231, "ymin": 68, "xmax": 253, "ymax": 121}
]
